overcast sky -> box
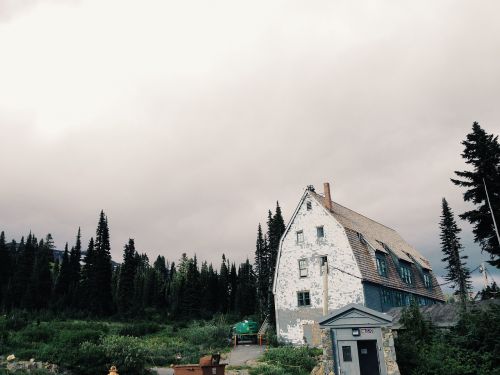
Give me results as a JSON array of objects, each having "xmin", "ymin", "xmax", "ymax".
[{"xmin": 1, "ymin": 0, "xmax": 499, "ymax": 293}]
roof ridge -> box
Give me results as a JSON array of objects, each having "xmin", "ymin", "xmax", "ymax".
[{"xmin": 314, "ymin": 192, "xmax": 396, "ymax": 232}]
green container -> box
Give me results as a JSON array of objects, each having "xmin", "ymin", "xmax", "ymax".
[{"xmin": 233, "ymin": 320, "xmax": 259, "ymax": 335}]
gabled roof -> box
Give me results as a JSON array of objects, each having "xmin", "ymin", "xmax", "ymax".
[
  {"xmin": 319, "ymin": 303, "xmax": 393, "ymax": 328},
  {"xmin": 310, "ymin": 191, "xmax": 432, "ymax": 270}
]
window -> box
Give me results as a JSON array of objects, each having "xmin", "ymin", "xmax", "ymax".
[
  {"xmin": 394, "ymin": 291, "xmax": 403, "ymax": 307},
  {"xmin": 296, "ymin": 230, "xmax": 304, "ymax": 243},
  {"xmin": 320, "ymin": 256, "xmax": 328, "ymax": 275},
  {"xmin": 382, "ymin": 289, "xmax": 392, "ymax": 305},
  {"xmin": 306, "ymin": 201, "xmax": 312, "ymax": 210},
  {"xmin": 400, "ymin": 264, "xmax": 413, "ymax": 285},
  {"xmin": 423, "ymin": 273, "xmax": 432, "ymax": 289},
  {"xmin": 316, "ymin": 226, "xmax": 324, "ymax": 238},
  {"xmin": 376, "ymin": 254, "xmax": 388, "ymax": 277},
  {"xmin": 297, "ymin": 291, "xmax": 311, "ymax": 307},
  {"xmin": 299, "ymin": 259, "xmax": 308, "ymax": 278},
  {"xmin": 342, "ymin": 346, "xmax": 352, "ymax": 362}
]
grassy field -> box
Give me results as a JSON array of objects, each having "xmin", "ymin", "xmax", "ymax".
[{"xmin": 0, "ymin": 313, "xmax": 233, "ymax": 375}]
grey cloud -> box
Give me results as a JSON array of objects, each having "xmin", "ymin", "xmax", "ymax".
[{"xmin": 0, "ymin": 0, "xmax": 499, "ymax": 289}]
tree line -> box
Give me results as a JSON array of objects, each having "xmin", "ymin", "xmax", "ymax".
[{"xmin": 0, "ymin": 205, "xmax": 286, "ymax": 323}]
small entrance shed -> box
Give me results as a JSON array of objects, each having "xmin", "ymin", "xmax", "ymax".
[{"xmin": 319, "ymin": 304, "xmax": 400, "ymax": 375}]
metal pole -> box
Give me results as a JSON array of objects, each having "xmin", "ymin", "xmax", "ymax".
[
  {"xmin": 322, "ymin": 264, "xmax": 328, "ymax": 316},
  {"xmin": 483, "ymin": 178, "xmax": 500, "ymax": 246}
]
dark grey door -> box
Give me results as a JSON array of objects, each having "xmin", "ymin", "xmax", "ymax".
[{"xmin": 357, "ymin": 340, "xmax": 380, "ymax": 375}]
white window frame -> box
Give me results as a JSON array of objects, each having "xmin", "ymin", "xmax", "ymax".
[
  {"xmin": 298, "ymin": 259, "xmax": 308, "ymax": 278},
  {"xmin": 296, "ymin": 230, "xmax": 304, "ymax": 243}
]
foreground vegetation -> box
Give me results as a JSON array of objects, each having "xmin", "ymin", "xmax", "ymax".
[
  {"xmin": 0, "ymin": 313, "xmax": 232, "ymax": 375},
  {"xmin": 249, "ymin": 346, "xmax": 321, "ymax": 375},
  {"xmin": 395, "ymin": 303, "xmax": 500, "ymax": 375}
]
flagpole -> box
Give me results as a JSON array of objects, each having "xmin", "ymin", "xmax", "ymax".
[{"xmin": 483, "ymin": 178, "xmax": 500, "ymax": 246}]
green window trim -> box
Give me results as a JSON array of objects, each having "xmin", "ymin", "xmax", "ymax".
[
  {"xmin": 400, "ymin": 264, "xmax": 413, "ymax": 285},
  {"xmin": 376, "ymin": 254, "xmax": 388, "ymax": 277}
]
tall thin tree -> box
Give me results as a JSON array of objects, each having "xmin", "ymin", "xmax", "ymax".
[{"xmin": 440, "ymin": 198, "xmax": 472, "ymax": 306}]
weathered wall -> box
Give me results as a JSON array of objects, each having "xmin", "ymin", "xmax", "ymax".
[
  {"xmin": 382, "ymin": 327, "xmax": 400, "ymax": 375},
  {"xmin": 274, "ymin": 192, "xmax": 364, "ymax": 344}
]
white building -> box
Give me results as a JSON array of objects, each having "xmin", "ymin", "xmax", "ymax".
[{"xmin": 272, "ymin": 183, "xmax": 444, "ymax": 345}]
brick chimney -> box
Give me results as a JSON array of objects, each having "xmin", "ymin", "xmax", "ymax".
[{"xmin": 323, "ymin": 182, "xmax": 332, "ymax": 211}]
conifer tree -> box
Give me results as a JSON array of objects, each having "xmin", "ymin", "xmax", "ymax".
[
  {"xmin": 451, "ymin": 122, "xmax": 500, "ymax": 267},
  {"xmin": 67, "ymin": 228, "xmax": 82, "ymax": 307},
  {"xmin": 0, "ymin": 231, "xmax": 11, "ymax": 306},
  {"xmin": 440, "ymin": 198, "xmax": 472, "ymax": 306},
  {"xmin": 11, "ymin": 234, "xmax": 35, "ymax": 308},
  {"xmin": 235, "ymin": 259, "xmax": 257, "ymax": 316},
  {"xmin": 218, "ymin": 254, "xmax": 230, "ymax": 313},
  {"xmin": 254, "ymin": 224, "xmax": 267, "ymax": 319},
  {"xmin": 92, "ymin": 211, "xmax": 113, "ymax": 315},
  {"xmin": 32, "ymin": 234, "xmax": 55, "ymax": 309},
  {"xmin": 80, "ymin": 237, "xmax": 95, "ymax": 309},
  {"xmin": 118, "ymin": 239, "xmax": 138, "ymax": 314},
  {"xmin": 55, "ymin": 243, "xmax": 71, "ymax": 303}
]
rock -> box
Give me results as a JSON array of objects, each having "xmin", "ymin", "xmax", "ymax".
[{"xmin": 6, "ymin": 354, "xmax": 16, "ymax": 362}]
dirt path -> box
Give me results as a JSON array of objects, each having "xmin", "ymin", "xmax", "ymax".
[
  {"xmin": 227, "ymin": 344, "xmax": 265, "ymax": 366},
  {"xmin": 151, "ymin": 344, "xmax": 265, "ymax": 374}
]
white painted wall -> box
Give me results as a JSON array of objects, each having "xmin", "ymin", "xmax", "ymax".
[{"xmin": 274, "ymin": 191, "xmax": 364, "ymax": 344}]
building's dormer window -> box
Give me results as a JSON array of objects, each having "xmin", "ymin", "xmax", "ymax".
[
  {"xmin": 400, "ymin": 263, "xmax": 413, "ymax": 285},
  {"xmin": 306, "ymin": 201, "xmax": 312, "ymax": 210},
  {"xmin": 297, "ymin": 291, "xmax": 311, "ymax": 307},
  {"xmin": 320, "ymin": 256, "xmax": 328, "ymax": 275},
  {"xmin": 296, "ymin": 230, "xmax": 304, "ymax": 243},
  {"xmin": 376, "ymin": 253, "xmax": 388, "ymax": 277},
  {"xmin": 423, "ymin": 272, "xmax": 432, "ymax": 289},
  {"xmin": 316, "ymin": 226, "xmax": 324, "ymax": 238},
  {"xmin": 299, "ymin": 259, "xmax": 308, "ymax": 278}
]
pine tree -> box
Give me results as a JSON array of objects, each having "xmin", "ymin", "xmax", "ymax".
[
  {"xmin": 80, "ymin": 237, "xmax": 95, "ymax": 309},
  {"xmin": 68, "ymin": 228, "xmax": 82, "ymax": 307},
  {"xmin": 451, "ymin": 122, "xmax": 500, "ymax": 267},
  {"xmin": 11, "ymin": 234, "xmax": 36, "ymax": 309},
  {"xmin": 235, "ymin": 259, "xmax": 257, "ymax": 316},
  {"xmin": 266, "ymin": 202, "xmax": 286, "ymax": 325},
  {"xmin": 0, "ymin": 231, "xmax": 12, "ymax": 306},
  {"xmin": 55, "ymin": 243, "xmax": 71, "ymax": 304},
  {"xmin": 254, "ymin": 224, "xmax": 267, "ymax": 319},
  {"xmin": 32, "ymin": 234, "xmax": 55, "ymax": 309},
  {"xmin": 440, "ymin": 198, "xmax": 472, "ymax": 306},
  {"xmin": 118, "ymin": 239, "xmax": 138, "ymax": 314},
  {"xmin": 92, "ymin": 211, "xmax": 113, "ymax": 315},
  {"xmin": 218, "ymin": 254, "xmax": 230, "ymax": 313}
]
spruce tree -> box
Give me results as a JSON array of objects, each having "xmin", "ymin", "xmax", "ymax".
[
  {"xmin": 12, "ymin": 234, "xmax": 35, "ymax": 308},
  {"xmin": 118, "ymin": 239, "xmax": 138, "ymax": 314},
  {"xmin": 218, "ymin": 254, "xmax": 230, "ymax": 313},
  {"xmin": 0, "ymin": 231, "xmax": 12, "ymax": 306},
  {"xmin": 80, "ymin": 237, "xmax": 95, "ymax": 309},
  {"xmin": 68, "ymin": 228, "xmax": 82, "ymax": 307},
  {"xmin": 32, "ymin": 234, "xmax": 55, "ymax": 309},
  {"xmin": 440, "ymin": 198, "xmax": 472, "ymax": 306},
  {"xmin": 55, "ymin": 243, "xmax": 71, "ymax": 304},
  {"xmin": 92, "ymin": 211, "xmax": 113, "ymax": 315},
  {"xmin": 254, "ymin": 224, "xmax": 267, "ymax": 319},
  {"xmin": 451, "ymin": 122, "xmax": 500, "ymax": 267}
]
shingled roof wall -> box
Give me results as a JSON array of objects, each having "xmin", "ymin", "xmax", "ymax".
[{"xmin": 310, "ymin": 191, "xmax": 444, "ymax": 301}]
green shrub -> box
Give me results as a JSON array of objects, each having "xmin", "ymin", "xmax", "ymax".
[
  {"xmin": 118, "ymin": 322, "xmax": 161, "ymax": 337},
  {"xmin": 250, "ymin": 363, "xmax": 288, "ymax": 375},
  {"xmin": 100, "ymin": 335, "xmax": 150, "ymax": 374},
  {"xmin": 18, "ymin": 325, "xmax": 56, "ymax": 343},
  {"xmin": 259, "ymin": 346, "xmax": 318, "ymax": 375}
]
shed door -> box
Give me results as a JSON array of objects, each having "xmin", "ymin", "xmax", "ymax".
[
  {"xmin": 357, "ymin": 340, "xmax": 380, "ymax": 375},
  {"xmin": 338, "ymin": 340, "xmax": 360, "ymax": 375}
]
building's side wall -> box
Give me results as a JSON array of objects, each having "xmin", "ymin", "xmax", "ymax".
[{"xmin": 274, "ymin": 192, "xmax": 364, "ymax": 344}]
